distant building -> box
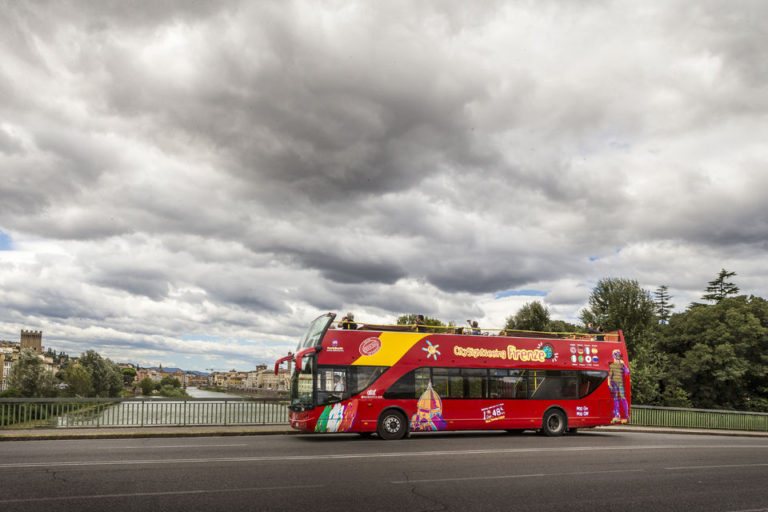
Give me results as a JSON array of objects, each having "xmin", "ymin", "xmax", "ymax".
[{"xmin": 20, "ymin": 330, "xmax": 43, "ymax": 355}]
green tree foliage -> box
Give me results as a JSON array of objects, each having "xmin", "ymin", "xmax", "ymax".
[
  {"xmin": 702, "ymin": 269, "xmax": 740, "ymax": 303},
  {"xmin": 7, "ymin": 349, "xmax": 58, "ymax": 398},
  {"xmin": 580, "ymin": 278, "xmax": 656, "ymax": 356},
  {"xmin": 139, "ymin": 377, "xmax": 155, "ymax": 396},
  {"xmin": 122, "ymin": 367, "xmax": 137, "ymax": 386},
  {"xmin": 79, "ymin": 350, "xmax": 123, "ymax": 397},
  {"xmin": 157, "ymin": 384, "xmax": 190, "ymax": 398},
  {"xmin": 396, "ymin": 314, "xmax": 455, "ymax": 332},
  {"xmin": 655, "ymin": 296, "xmax": 768, "ymax": 411},
  {"xmin": 62, "ymin": 364, "xmax": 93, "ymax": 397},
  {"xmin": 159, "ymin": 375, "xmax": 181, "ymax": 388},
  {"xmin": 504, "ymin": 301, "xmax": 550, "ymax": 332},
  {"xmin": 653, "ymin": 285, "xmax": 674, "ymax": 323}
]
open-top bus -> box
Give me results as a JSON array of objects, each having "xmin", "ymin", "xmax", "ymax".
[{"xmin": 274, "ymin": 313, "xmax": 630, "ymax": 440}]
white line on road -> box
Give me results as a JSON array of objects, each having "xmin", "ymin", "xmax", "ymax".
[
  {"xmin": 666, "ymin": 463, "xmax": 768, "ymax": 470},
  {"xmin": 0, "ymin": 484, "xmax": 324, "ymax": 505},
  {"xmin": 1, "ymin": 444, "xmax": 767, "ymax": 470},
  {"xmin": 98, "ymin": 444, "xmax": 248, "ymax": 449},
  {"xmin": 391, "ymin": 468, "xmax": 644, "ymax": 484}
]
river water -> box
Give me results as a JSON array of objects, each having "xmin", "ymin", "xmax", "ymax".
[{"xmin": 56, "ymin": 387, "xmax": 288, "ymax": 427}]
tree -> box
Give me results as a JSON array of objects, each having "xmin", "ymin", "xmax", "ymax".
[
  {"xmin": 656, "ymin": 295, "xmax": 768, "ymax": 411},
  {"xmin": 7, "ymin": 349, "xmax": 57, "ymax": 398},
  {"xmin": 62, "ymin": 364, "xmax": 93, "ymax": 397},
  {"xmin": 122, "ymin": 367, "xmax": 137, "ymax": 386},
  {"xmin": 139, "ymin": 377, "xmax": 155, "ymax": 396},
  {"xmin": 396, "ymin": 314, "xmax": 451, "ymax": 332},
  {"xmin": 79, "ymin": 350, "xmax": 123, "ymax": 397},
  {"xmin": 504, "ymin": 301, "xmax": 550, "ymax": 332},
  {"xmin": 579, "ymin": 278, "xmax": 656, "ymax": 357},
  {"xmin": 653, "ymin": 285, "xmax": 675, "ymax": 323},
  {"xmin": 702, "ymin": 269, "xmax": 739, "ymax": 303},
  {"xmin": 160, "ymin": 375, "xmax": 181, "ymax": 388}
]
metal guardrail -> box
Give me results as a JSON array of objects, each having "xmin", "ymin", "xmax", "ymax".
[
  {"xmin": 0, "ymin": 398, "xmax": 289, "ymax": 429},
  {"xmin": 2, "ymin": 400, "xmax": 767, "ymax": 431},
  {"xmin": 630, "ymin": 405, "xmax": 768, "ymax": 432}
]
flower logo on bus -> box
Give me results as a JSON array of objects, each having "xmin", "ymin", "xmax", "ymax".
[{"xmin": 422, "ymin": 340, "xmax": 441, "ymax": 360}]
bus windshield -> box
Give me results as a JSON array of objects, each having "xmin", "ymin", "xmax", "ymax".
[
  {"xmin": 296, "ymin": 314, "xmax": 334, "ymax": 352},
  {"xmin": 290, "ymin": 314, "xmax": 334, "ymax": 411}
]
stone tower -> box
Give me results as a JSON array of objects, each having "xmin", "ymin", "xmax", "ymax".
[{"xmin": 20, "ymin": 330, "xmax": 43, "ymax": 355}]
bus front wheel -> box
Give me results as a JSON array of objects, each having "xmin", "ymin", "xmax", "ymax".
[
  {"xmin": 542, "ymin": 409, "xmax": 567, "ymax": 437},
  {"xmin": 377, "ymin": 410, "xmax": 408, "ymax": 440}
]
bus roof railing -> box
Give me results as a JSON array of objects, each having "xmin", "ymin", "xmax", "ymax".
[{"xmin": 340, "ymin": 321, "xmax": 621, "ymax": 341}]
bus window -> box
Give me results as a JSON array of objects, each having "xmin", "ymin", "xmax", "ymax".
[
  {"xmin": 348, "ymin": 366, "xmax": 389, "ymax": 396},
  {"xmin": 463, "ymin": 368, "xmax": 486, "ymax": 399},
  {"xmin": 383, "ymin": 369, "xmax": 416, "ymax": 399},
  {"xmin": 529, "ymin": 370, "xmax": 557, "ymax": 399},
  {"xmin": 449, "ymin": 369, "xmax": 464, "ymax": 398},
  {"xmin": 414, "ymin": 368, "xmax": 430, "ymax": 397},
  {"xmin": 489, "ymin": 369, "xmax": 525, "ymax": 399},
  {"xmin": 580, "ymin": 371, "xmax": 608, "ymax": 398},
  {"xmin": 509, "ymin": 370, "xmax": 527, "ymax": 398},
  {"xmin": 560, "ymin": 371, "xmax": 579, "ymax": 399},
  {"xmin": 432, "ymin": 368, "xmax": 463, "ymax": 398},
  {"xmin": 317, "ymin": 366, "xmax": 347, "ymax": 405}
]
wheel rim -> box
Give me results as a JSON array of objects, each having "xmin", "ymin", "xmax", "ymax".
[
  {"xmin": 385, "ymin": 415, "xmax": 401, "ymax": 433},
  {"xmin": 547, "ymin": 413, "xmax": 562, "ymax": 432}
]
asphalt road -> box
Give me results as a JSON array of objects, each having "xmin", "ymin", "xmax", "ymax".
[{"xmin": 1, "ymin": 430, "xmax": 767, "ymax": 512}]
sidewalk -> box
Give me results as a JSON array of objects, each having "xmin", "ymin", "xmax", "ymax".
[{"xmin": 2, "ymin": 424, "xmax": 767, "ymax": 441}]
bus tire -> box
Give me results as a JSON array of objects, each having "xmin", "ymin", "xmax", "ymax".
[
  {"xmin": 377, "ymin": 410, "xmax": 408, "ymax": 440},
  {"xmin": 542, "ymin": 408, "xmax": 567, "ymax": 437}
]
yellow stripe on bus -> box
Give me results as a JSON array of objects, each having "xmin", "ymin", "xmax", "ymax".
[{"xmin": 351, "ymin": 332, "xmax": 428, "ymax": 366}]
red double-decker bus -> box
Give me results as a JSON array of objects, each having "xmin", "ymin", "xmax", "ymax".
[{"xmin": 275, "ymin": 313, "xmax": 630, "ymax": 440}]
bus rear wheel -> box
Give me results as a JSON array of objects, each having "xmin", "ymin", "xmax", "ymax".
[
  {"xmin": 542, "ymin": 409, "xmax": 567, "ymax": 437},
  {"xmin": 377, "ymin": 410, "xmax": 408, "ymax": 440}
]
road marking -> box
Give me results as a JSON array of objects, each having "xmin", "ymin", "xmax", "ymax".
[
  {"xmin": 0, "ymin": 484, "xmax": 324, "ymax": 504},
  {"xmin": 1, "ymin": 444, "xmax": 767, "ymax": 470},
  {"xmin": 666, "ymin": 463, "xmax": 768, "ymax": 471},
  {"xmin": 391, "ymin": 468, "xmax": 644, "ymax": 484},
  {"xmin": 99, "ymin": 444, "xmax": 248, "ymax": 449}
]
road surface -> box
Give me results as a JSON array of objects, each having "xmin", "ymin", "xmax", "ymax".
[{"xmin": 1, "ymin": 430, "xmax": 767, "ymax": 511}]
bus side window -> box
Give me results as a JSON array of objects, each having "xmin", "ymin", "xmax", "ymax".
[
  {"xmin": 317, "ymin": 366, "xmax": 347, "ymax": 404},
  {"xmin": 580, "ymin": 371, "xmax": 608, "ymax": 398}
]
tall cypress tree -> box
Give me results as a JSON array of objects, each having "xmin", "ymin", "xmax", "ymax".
[
  {"xmin": 702, "ymin": 269, "xmax": 739, "ymax": 303},
  {"xmin": 654, "ymin": 285, "xmax": 674, "ymax": 323}
]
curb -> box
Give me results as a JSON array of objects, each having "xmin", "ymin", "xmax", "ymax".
[{"xmin": 0, "ymin": 427, "xmax": 297, "ymax": 442}]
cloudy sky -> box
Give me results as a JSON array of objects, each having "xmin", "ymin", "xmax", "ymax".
[{"xmin": 1, "ymin": 1, "xmax": 766, "ymax": 372}]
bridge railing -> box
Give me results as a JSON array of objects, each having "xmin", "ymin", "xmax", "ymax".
[
  {"xmin": 3, "ymin": 400, "xmax": 767, "ymax": 431},
  {"xmin": 0, "ymin": 397, "xmax": 289, "ymax": 429},
  {"xmin": 630, "ymin": 405, "xmax": 768, "ymax": 432}
]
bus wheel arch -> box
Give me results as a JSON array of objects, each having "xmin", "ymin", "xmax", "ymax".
[
  {"xmin": 541, "ymin": 407, "xmax": 568, "ymax": 437},
  {"xmin": 377, "ymin": 407, "xmax": 409, "ymax": 440}
]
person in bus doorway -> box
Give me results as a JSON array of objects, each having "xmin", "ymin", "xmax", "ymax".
[
  {"xmin": 340, "ymin": 312, "xmax": 357, "ymax": 330},
  {"xmin": 333, "ymin": 374, "xmax": 345, "ymax": 392}
]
